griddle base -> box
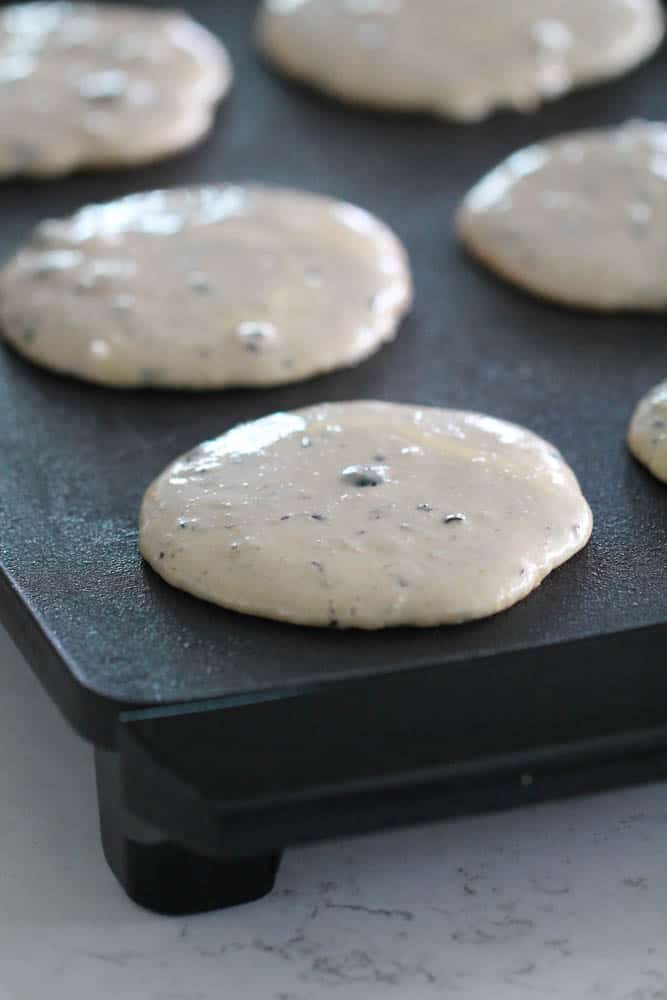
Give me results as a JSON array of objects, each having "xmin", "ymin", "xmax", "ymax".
[{"xmin": 95, "ymin": 749, "xmax": 282, "ymax": 915}]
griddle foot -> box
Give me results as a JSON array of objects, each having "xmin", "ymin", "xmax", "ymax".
[{"xmin": 94, "ymin": 748, "xmax": 282, "ymax": 915}]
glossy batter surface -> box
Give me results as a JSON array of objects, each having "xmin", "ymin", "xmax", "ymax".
[
  {"xmin": 458, "ymin": 120, "xmax": 667, "ymax": 311},
  {"xmin": 628, "ymin": 380, "xmax": 667, "ymax": 482},
  {"xmin": 0, "ymin": 185, "xmax": 412, "ymax": 388},
  {"xmin": 257, "ymin": 0, "xmax": 664, "ymax": 122},
  {"xmin": 139, "ymin": 401, "xmax": 593, "ymax": 629},
  {"xmin": 0, "ymin": 1, "xmax": 231, "ymax": 177}
]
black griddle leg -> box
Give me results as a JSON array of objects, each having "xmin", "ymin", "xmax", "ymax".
[{"xmin": 94, "ymin": 748, "xmax": 282, "ymax": 915}]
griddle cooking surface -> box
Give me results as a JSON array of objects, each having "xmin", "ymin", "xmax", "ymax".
[{"xmin": 1, "ymin": 0, "xmax": 665, "ymax": 719}]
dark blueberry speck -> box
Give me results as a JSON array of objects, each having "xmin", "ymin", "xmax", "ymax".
[
  {"xmin": 417, "ymin": 503, "xmax": 432, "ymax": 512},
  {"xmin": 341, "ymin": 464, "xmax": 387, "ymax": 488},
  {"xmin": 140, "ymin": 367, "xmax": 163, "ymax": 385},
  {"xmin": 159, "ymin": 551, "xmax": 165, "ymax": 560},
  {"xmin": 310, "ymin": 513, "xmax": 326, "ymax": 521},
  {"xmin": 188, "ymin": 273, "xmax": 211, "ymax": 293},
  {"xmin": 21, "ymin": 325, "xmax": 38, "ymax": 344}
]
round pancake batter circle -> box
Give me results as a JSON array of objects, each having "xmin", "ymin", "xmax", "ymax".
[
  {"xmin": 628, "ymin": 380, "xmax": 667, "ymax": 482},
  {"xmin": 256, "ymin": 0, "xmax": 664, "ymax": 122},
  {"xmin": 0, "ymin": 1, "xmax": 232, "ymax": 177},
  {"xmin": 139, "ymin": 401, "xmax": 593, "ymax": 629},
  {"xmin": 457, "ymin": 120, "xmax": 667, "ymax": 311},
  {"xmin": 0, "ymin": 184, "xmax": 413, "ymax": 389}
]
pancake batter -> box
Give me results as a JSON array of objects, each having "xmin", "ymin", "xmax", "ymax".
[
  {"xmin": 256, "ymin": 0, "xmax": 664, "ymax": 122},
  {"xmin": 139, "ymin": 401, "xmax": 593, "ymax": 629},
  {"xmin": 0, "ymin": 1, "xmax": 231, "ymax": 177},
  {"xmin": 457, "ymin": 120, "xmax": 667, "ymax": 311},
  {"xmin": 628, "ymin": 380, "xmax": 667, "ymax": 482},
  {"xmin": 0, "ymin": 184, "xmax": 413, "ymax": 388}
]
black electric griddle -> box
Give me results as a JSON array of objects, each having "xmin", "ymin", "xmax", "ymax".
[{"xmin": 1, "ymin": 0, "xmax": 666, "ymax": 914}]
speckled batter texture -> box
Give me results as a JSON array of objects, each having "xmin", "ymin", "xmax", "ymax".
[
  {"xmin": 0, "ymin": 1, "xmax": 231, "ymax": 177},
  {"xmin": 139, "ymin": 401, "xmax": 593, "ymax": 629},
  {"xmin": 0, "ymin": 185, "xmax": 413, "ymax": 389},
  {"xmin": 256, "ymin": 0, "xmax": 664, "ymax": 122},
  {"xmin": 628, "ymin": 380, "xmax": 667, "ymax": 482},
  {"xmin": 457, "ymin": 120, "xmax": 667, "ymax": 311}
]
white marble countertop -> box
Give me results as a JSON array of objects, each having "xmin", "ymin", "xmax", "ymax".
[{"xmin": 1, "ymin": 623, "xmax": 666, "ymax": 1000}]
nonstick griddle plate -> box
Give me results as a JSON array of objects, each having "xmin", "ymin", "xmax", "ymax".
[{"xmin": 0, "ymin": 0, "xmax": 665, "ymax": 748}]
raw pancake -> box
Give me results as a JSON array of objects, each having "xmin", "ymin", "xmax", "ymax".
[
  {"xmin": 0, "ymin": 2, "xmax": 231, "ymax": 177},
  {"xmin": 457, "ymin": 120, "xmax": 667, "ymax": 311},
  {"xmin": 139, "ymin": 401, "xmax": 593, "ymax": 629},
  {"xmin": 256, "ymin": 0, "xmax": 664, "ymax": 122},
  {"xmin": 628, "ymin": 380, "xmax": 667, "ymax": 482},
  {"xmin": 0, "ymin": 184, "xmax": 412, "ymax": 389}
]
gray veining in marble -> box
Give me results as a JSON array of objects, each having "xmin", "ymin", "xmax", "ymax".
[{"xmin": 1, "ymin": 626, "xmax": 666, "ymax": 1000}]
